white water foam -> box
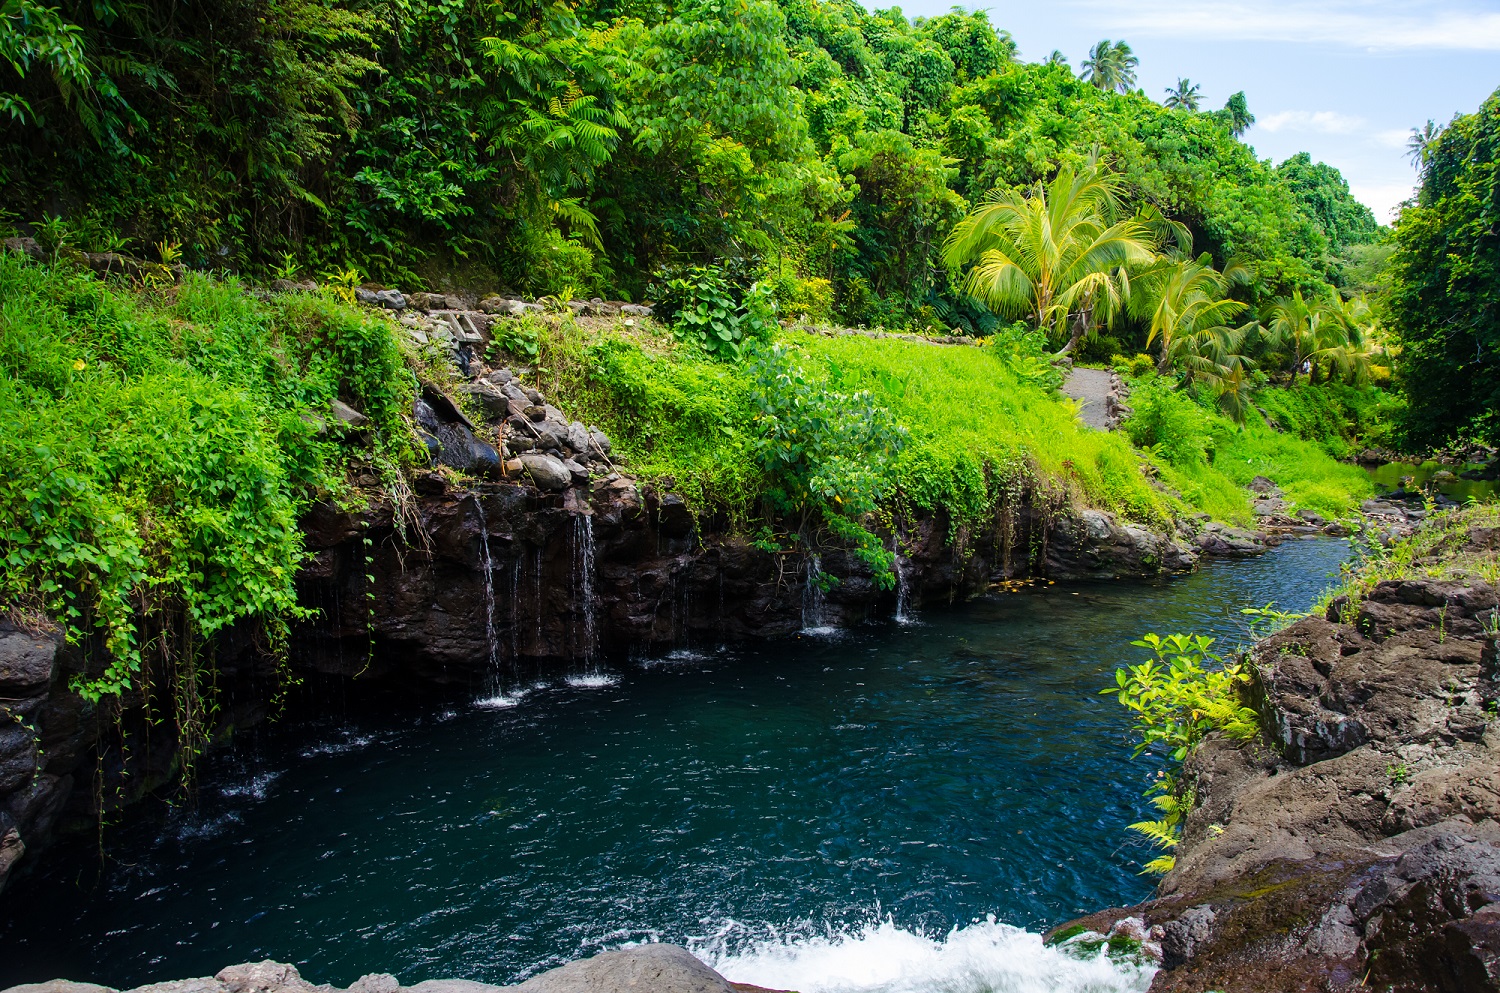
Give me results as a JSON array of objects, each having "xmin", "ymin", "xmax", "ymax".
[
  {"xmin": 565, "ymin": 673, "xmax": 620, "ymax": 689},
  {"xmin": 474, "ymin": 692, "xmax": 527, "ymax": 710},
  {"xmin": 693, "ymin": 917, "xmax": 1154, "ymax": 993},
  {"xmin": 219, "ymin": 771, "xmax": 282, "ymax": 800}
]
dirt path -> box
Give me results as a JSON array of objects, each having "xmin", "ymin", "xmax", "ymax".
[{"xmin": 1063, "ymin": 367, "xmax": 1113, "ymax": 430}]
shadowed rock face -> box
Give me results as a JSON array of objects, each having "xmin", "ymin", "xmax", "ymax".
[
  {"xmin": 0, "ymin": 461, "xmax": 1207, "ymax": 897},
  {"xmin": 1055, "ymin": 519, "xmax": 1500, "ymax": 993},
  {"xmin": 0, "ymin": 947, "xmax": 781, "ymax": 993}
]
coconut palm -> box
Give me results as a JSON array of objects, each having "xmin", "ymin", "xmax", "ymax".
[
  {"xmin": 1129, "ymin": 248, "xmax": 1259, "ymax": 417},
  {"xmin": 1080, "ymin": 40, "xmax": 1138, "ymax": 94},
  {"xmin": 1262, "ymin": 291, "xmax": 1372, "ymax": 385},
  {"xmin": 942, "ymin": 157, "xmax": 1159, "ymax": 354},
  {"xmin": 1407, "ymin": 120, "xmax": 1440, "ymax": 173},
  {"xmin": 1163, "ymin": 78, "xmax": 1201, "ymax": 111}
]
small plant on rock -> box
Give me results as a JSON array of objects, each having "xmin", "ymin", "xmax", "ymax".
[{"xmin": 1104, "ymin": 632, "xmax": 1260, "ymax": 874}]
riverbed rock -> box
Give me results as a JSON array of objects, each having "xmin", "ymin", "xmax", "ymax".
[{"xmin": 506, "ymin": 945, "xmax": 733, "ymax": 993}]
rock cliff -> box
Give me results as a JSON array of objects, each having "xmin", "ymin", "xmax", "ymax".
[{"xmin": 1057, "ymin": 510, "xmax": 1500, "ymax": 992}]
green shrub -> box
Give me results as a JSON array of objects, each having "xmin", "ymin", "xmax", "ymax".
[
  {"xmin": 1104, "ymin": 632, "xmax": 1259, "ymax": 874},
  {"xmin": 0, "ymin": 257, "xmax": 415, "ymax": 768}
]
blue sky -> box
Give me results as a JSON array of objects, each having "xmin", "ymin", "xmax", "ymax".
[{"xmin": 899, "ymin": 0, "xmax": 1500, "ymax": 222}]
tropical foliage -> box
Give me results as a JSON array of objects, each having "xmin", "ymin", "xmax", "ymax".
[
  {"xmin": 0, "ymin": 0, "xmax": 1379, "ymax": 330},
  {"xmin": 1105, "ymin": 632, "xmax": 1260, "ymax": 874},
  {"xmin": 1386, "ymin": 86, "xmax": 1500, "ymax": 447}
]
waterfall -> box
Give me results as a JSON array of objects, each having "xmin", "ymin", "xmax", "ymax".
[
  {"xmin": 474, "ymin": 495, "xmax": 500, "ymax": 701},
  {"xmin": 509, "ymin": 556, "xmax": 521, "ymax": 662},
  {"xmin": 893, "ymin": 536, "xmax": 915, "ymax": 626},
  {"xmin": 571, "ymin": 514, "xmax": 598, "ymax": 666},
  {"xmin": 802, "ymin": 553, "xmax": 830, "ymax": 633}
]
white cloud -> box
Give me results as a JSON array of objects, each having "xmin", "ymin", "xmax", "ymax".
[
  {"xmin": 1257, "ymin": 110, "xmax": 1368, "ymax": 134},
  {"xmin": 1070, "ymin": 0, "xmax": 1500, "ymax": 52},
  {"xmin": 1349, "ymin": 182, "xmax": 1417, "ymax": 223},
  {"xmin": 1371, "ymin": 128, "xmax": 1414, "ymax": 148}
]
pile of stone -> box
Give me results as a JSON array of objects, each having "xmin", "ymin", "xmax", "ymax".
[
  {"xmin": 1103, "ymin": 370, "xmax": 1132, "ymax": 431},
  {"xmin": 412, "ymin": 370, "xmax": 613, "ymax": 495}
]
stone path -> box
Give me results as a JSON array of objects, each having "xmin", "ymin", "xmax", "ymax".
[{"xmin": 1063, "ymin": 367, "xmax": 1114, "ymax": 430}]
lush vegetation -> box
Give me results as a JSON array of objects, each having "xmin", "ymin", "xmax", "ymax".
[
  {"xmin": 509, "ymin": 311, "xmax": 1374, "ymax": 536},
  {"xmin": 1106, "ymin": 631, "xmax": 1260, "ymax": 875},
  {"xmin": 0, "ymin": 255, "xmax": 415, "ymax": 767},
  {"xmin": 3, "ymin": 0, "xmax": 1378, "ymax": 330},
  {"xmin": 1386, "ymin": 86, "xmax": 1500, "ymax": 448}
]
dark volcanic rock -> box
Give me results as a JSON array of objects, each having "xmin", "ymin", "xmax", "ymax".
[{"xmin": 1056, "ymin": 514, "xmax": 1500, "ymax": 992}]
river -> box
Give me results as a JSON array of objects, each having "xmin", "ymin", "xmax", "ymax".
[{"xmin": 0, "ymin": 538, "xmax": 1351, "ymax": 993}]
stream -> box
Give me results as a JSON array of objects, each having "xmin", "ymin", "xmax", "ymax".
[{"xmin": 0, "ymin": 538, "xmax": 1352, "ymax": 993}]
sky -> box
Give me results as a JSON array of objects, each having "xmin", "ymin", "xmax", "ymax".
[{"xmin": 898, "ymin": 0, "xmax": 1500, "ymax": 222}]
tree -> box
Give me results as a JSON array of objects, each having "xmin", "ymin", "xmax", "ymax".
[
  {"xmin": 1262, "ymin": 290, "xmax": 1371, "ymax": 385},
  {"xmin": 1387, "ymin": 88, "xmax": 1500, "ymax": 445},
  {"xmin": 1219, "ymin": 91, "xmax": 1255, "ymax": 138},
  {"xmin": 943, "ymin": 157, "xmax": 1158, "ymax": 353},
  {"xmin": 1080, "ymin": 40, "xmax": 1138, "ymax": 94},
  {"xmin": 1163, "ymin": 78, "xmax": 1201, "ymax": 111},
  {"xmin": 1406, "ymin": 119, "xmax": 1440, "ymax": 173}
]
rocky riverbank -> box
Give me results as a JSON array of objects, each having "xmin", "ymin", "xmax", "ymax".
[
  {"xmin": 0, "ymin": 946, "xmax": 775, "ymax": 993},
  {"xmin": 1055, "ymin": 506, "xmax": 1500, "ymax": 992}
]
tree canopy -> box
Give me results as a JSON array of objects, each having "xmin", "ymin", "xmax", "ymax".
[
  {"xmin": 1387, "ymin": 86, "xmax": 1500, "ymax": 446},
  {"xmin": 0, "ymin": 0, "xmax": 1379, "ymax": 329}
]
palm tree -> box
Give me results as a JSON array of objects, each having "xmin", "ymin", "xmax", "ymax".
[
  {"xmin": 942, "ymin": 157, "xmax": 1159, "ymax": 354},
  {"xmin": 1130, "ymin": 249, "xmax": 1259, "ymax": 417},
  {"xmin": 1407, "ymin": 120, "xmax": 1440, "ymax": 173},
  {"xmin": 1163, "ymin": 79, "xmax": 1201, "ymax": 111},
  {"xmin": 1080, "ymin": 40, "xmax": 1139, "ymax": 94},
  {"xmin": 1046, "ymin": 50, "xmax": 1069, "ymax": 67},
  {"xmin": 1220, "ymin": 92, "xmax": 1255, "ymax": 138},
  {"xmin": 1262, "ymin": 291, "xmax": 1372, "ymax": 384}
]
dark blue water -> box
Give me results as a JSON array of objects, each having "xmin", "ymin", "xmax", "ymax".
[{"xmin": 0, "ymin": 538, "xmax": 1348, "ymax": 993}]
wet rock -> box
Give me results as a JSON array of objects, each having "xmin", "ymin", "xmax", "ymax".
[
  {"xmin": 506, "ymin": 945, "xmax": 733, "ymax": 993},
  {"xmin": 0, "ymin": 629, "xmax": 57, "ymax": 690}
]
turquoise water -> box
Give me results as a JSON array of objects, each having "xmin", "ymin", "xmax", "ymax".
[
  {"xmin": 1366, "ymin": 460, "xmax": 1499, "ymax": 503},
  {"xmin": 0, "ymin": 538, "xmax": 1350, "ymax": 993}
]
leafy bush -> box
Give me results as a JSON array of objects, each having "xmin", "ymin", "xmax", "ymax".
[
  {"xmin": 1124, "ymin": 377, "xmax": 1215, "ymax": 467},
  {"xmin": 652, "ymin": 265, "xmax": 778, "ymax": 361},
  {"xmin": 0, "ymin": 257, "xmax": 415, "ymax": 768},
  {"xmin": 747, "ymin": 343, "xmax": 906, "ymax": 582},
  {"xmin": 1104, "ymin": 632, "xmax": 1259, "ymax": 874}
]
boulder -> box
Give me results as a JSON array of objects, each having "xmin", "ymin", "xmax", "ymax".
[
  {"xmin": 2, "ymin": 983, "xmax": 115, "ymax": 993},
  {"xmin": 518, "ymin": 454, "xmax": 571, "ymax": 491},
  {"xmin": 215, "ymin": 962, "xmax": 315, "ymax": 993},
  {"xmin": 329, "ymin": 399, "xmax": 369, "ymax": 429},
  {"xmin": 458, "ymin": 381, "xmax": 510, "ymax": 421},
  {"xmin": 507, "ymin": 945, "xmax": 733, "ymax": 993},
  {"xmin": 374, "ymin": 289, "xmax": 406, "ymax": 311},
  {"xmin": 0, "ymin": 629, "xmax": 57, "ymax": 690},
  {"xmin": 1248, "ymin": 476, "xmax": 1281, "ymax": 495}
]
